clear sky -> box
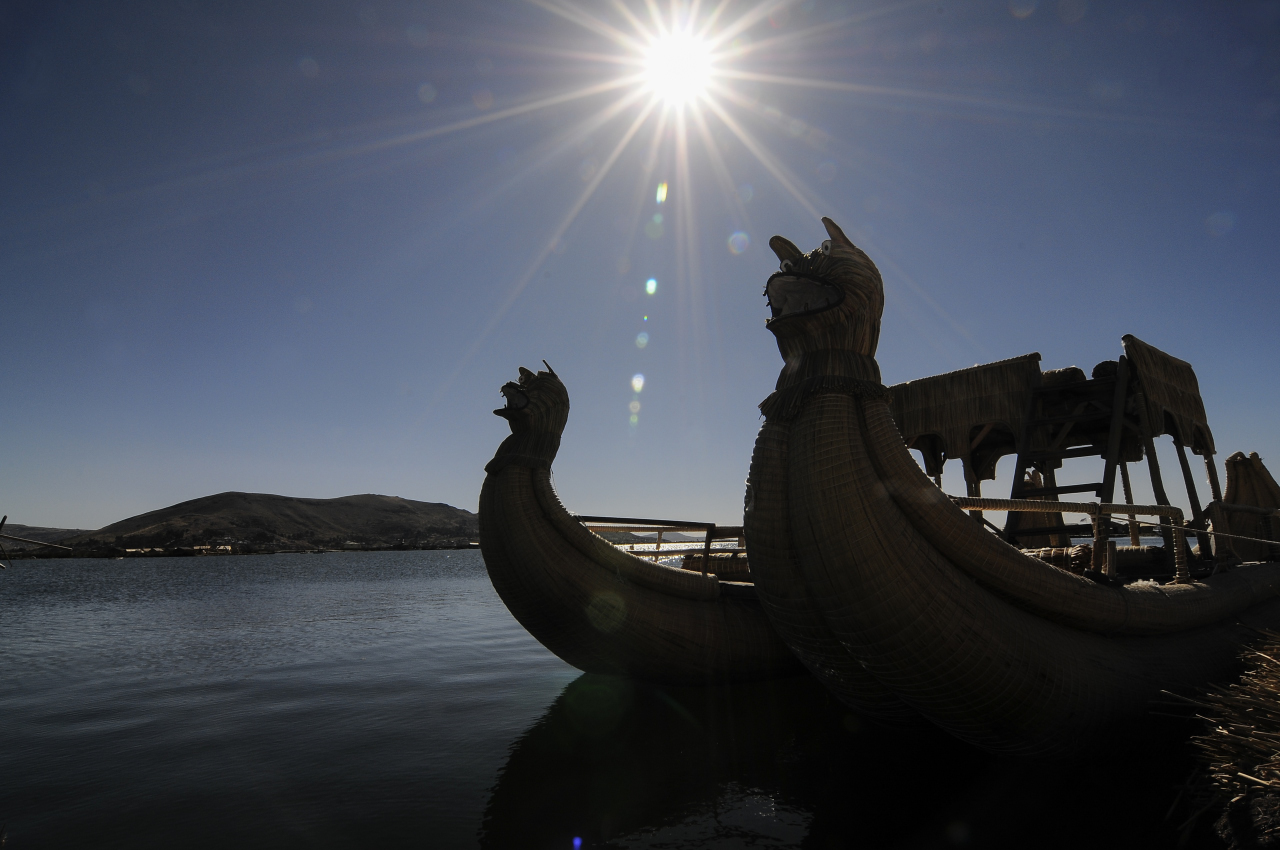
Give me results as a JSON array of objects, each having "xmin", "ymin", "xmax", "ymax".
[{"xmin": 2, "ymin": 0, "xmax": 1277, "ymax": 530}]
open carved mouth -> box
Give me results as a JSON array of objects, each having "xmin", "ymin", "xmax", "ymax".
[
  {"xmin": 765, "ymin": 274, "xmax": 841, "ymax": 321},
  {"xmin": 499, "ymin": 382, "xmax": 529, "ymax": 411}
]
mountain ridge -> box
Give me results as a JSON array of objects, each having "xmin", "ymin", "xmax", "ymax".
[{"xmin": 53, "ymin": 491, "xmax": 478, "ymax": 552}]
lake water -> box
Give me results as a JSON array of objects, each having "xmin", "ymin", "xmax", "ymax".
[{"xmin": 0, "ymin": 552, "xmax": 1217, "ymax": 848}]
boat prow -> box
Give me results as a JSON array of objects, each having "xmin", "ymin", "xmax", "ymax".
[
  {"xmin": 479, "ymin": 365, "xmax": 803, "ymax": 684},
  {"xmin": 746, "ymin": 217, "xmax": 1280, "ymax": 754}
]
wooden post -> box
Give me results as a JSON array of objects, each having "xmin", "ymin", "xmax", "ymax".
[
  {"xmin": 1106, "ymin": 540, "xmax": 1118, "ymax": 578},
  {"xmin": 1120, "ymin": 463, "xmax": 1141, "ymax": 546},
  {"xmin": 1172, "ymin": 519, "xmax": 1191, "ymax": 583},
  {"xmin": 1205, "ymin": 455, "xmax": 1224, "ymax": 502},
  {"xmin": 1134, "ymin": 391, "xmax": 1176, "ymax": 557},
  {"xmin": 1091, "ymin": 513, "xmax": 1107, "ymax": 571},
  {"xmin": 964, "ymin": 458, "xmax": 983, "ymax": 522},
  {"xmin": 1099, "ymin": 356, "xmax": 1130, "ymax": 504},
  {"xmin": 1174, "ymin": 439, "xmax": 1212, "ymax": 559},
  {"xmin": 656, "ymin": 530, "xmax": 663, "ymax": 550},
  {"xmin": 700, "ymin": 524, "xmax": 715, "ymax": 578}
]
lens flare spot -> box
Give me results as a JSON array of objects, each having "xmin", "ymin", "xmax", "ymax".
[
  {"xmin": 635, "ymin": 332, "xmax": 649, "ymax": 348},
  {"xmin": 417, "ymin": 82, "xmax": 437, "ymax": 103},
  {"xmin": 629, "ymin": 400, "xmax": 641, "ymax": 414},
  {"xmin": 727, "ymin": 231, "xmax": 750, "ymax": 254},
  {"xmin": 737, "ymin": 183, "xmax": 753, "ymax": 203},
  {"xmin": 656, "ymin": 182, "xmax": 668, "ymax": 204},
  {"xmin": 574, "ymin": 840, "xmax": 583, "ymax": 850},
  {"xmin": 645, "ymin": 278, "xmax": 657, "ymax": 295},
  {"xmin": 585, "ymin": 591, "xmax": 626, "ymax": 632},
  {"xmin": 472, "ymin": 89, "xmax": 494, "ymax": 110},
  {"xmin": 631, "ymin": 373, "xmax": 645, "ymax": 393},
  {"xmin": 629, "ymin": 414, "xmax": 639, "ymax": 426},
  {"xmin": 1009, "ymin": 0, "xmax": 1037, "ymax": 18}
]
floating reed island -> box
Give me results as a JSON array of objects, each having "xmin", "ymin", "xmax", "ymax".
[
  {"xmin": 478, "ymin": 365, "xmax": 802, "ymax": 684},
  {"xmin": 743, "ymin": 216, "xmax": 1280, "ymax": 754}
]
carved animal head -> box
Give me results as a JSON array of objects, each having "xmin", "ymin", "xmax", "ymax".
[
  {"xmin": 494, "ymin": 363, "xmax": 570, "ymax": 437},
  {"xmin": 764, "ymin": 217, "xmax": 884, "ymax": 361}
]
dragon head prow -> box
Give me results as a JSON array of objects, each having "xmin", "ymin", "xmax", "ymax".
[
  {"xmin": 494, "ymin": 361, "xmax": 570, "ymax": 438},
  {"xmin": 764, "ymin": 217, "xmax": 884, "ymax": 361}
]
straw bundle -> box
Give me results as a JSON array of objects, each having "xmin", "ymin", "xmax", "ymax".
[
  {"xmin": 1189, "ymin": 632, "xmax": 1280, "ymax": 848},
  {"xmin": 744, "ymin": 218, "xmax": 1280, "ymax": 754},
  {"xmin": 480, "ymin": 366, "xmax": 802, "ymax": 684}
]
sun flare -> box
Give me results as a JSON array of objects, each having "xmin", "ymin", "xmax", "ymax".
[{"xmin": 643, "ymin": 31, "xmax": 713, "ymax": 107}]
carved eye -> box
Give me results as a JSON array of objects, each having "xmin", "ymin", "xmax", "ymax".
[
  {"xmin": 780, "ymin": 259, "xmax": 793, "ymax": 273},
  {"xmin": 820, "ymin": 240, "xmax": 832, "ymax": 255}
]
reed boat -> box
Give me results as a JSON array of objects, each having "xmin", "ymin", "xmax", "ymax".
[
  {"xmin": 479, "ymin": 365, "xmax": 803, "ymax": 684},
  {"xmin": 743, "ymin": 216, "xmax": 1280, "ymax": 754}
]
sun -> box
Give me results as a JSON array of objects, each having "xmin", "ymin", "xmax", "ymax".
[{"xmin": 643, "ymin": 31, "xmax": 713, "ymax": 107}]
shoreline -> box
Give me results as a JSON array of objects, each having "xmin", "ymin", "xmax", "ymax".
[{"xmin": 4, "ymin": 540, "xmax": 481, "ymax": 560}]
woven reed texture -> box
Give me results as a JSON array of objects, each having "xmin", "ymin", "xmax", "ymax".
[
  {"xmin": 1123, "ymin": 334, "xmax": 1216, "ymax": 455},
  {"xmin": 1224, "ymin": 452, "xmax": 1280, "ymax": 563},
  {"xmin": 787, "ymin": 390, "xmax": 1280, "ymax": 753},
  {"xmin": 745, "ymin": 220, "xmax": 1280, "ymax": 753},
  {"xmin": 888, "ymin": 353, "xmax": 1041, "ymax": 480},
  {"xmin": 1023, "ymin": 545, "xmax": 1092, "ymax": 574},
  {"xmin": 745, "ymin": 418, "xmax": 917, "ymax": 721},
  {"xmin": 862, "ymin": 389, "xmax": 1280, "ymax": 636},
  {"xmin": 766, "ymin": 218, "xmax": 883, "ymax": 367},
  {"xmin": 480, "ymin": 368, "xmax": 802, "ymax": 684}
]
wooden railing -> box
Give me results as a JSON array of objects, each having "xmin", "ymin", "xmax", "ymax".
[
  {"xmin": 951, "ymin": 497, "xmax": 1192, "ymax": 582},
  {"xmin": 573, "ymin": 515, "xmax": 744, "ymax": 577}
]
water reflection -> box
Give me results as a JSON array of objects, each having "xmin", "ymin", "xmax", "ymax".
[{"xmin": 481, "ymin": 674, "xmax": 1209, "ymax": 849}]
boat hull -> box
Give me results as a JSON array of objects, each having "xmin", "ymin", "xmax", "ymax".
[
  {"xmin": 747, "ymin": 389, "xmax": 1280, "ymax": 754},
  {"xmin": 481, "ymin": 464, "xmax": 804, "ymax": 684}
]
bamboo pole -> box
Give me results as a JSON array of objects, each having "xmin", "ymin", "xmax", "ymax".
[
  {"xmin": 1134, "ymin": 391, "xmax": 1177, "ymax": 557},
  {"xmin": 1174, "ymin": 439, "xmax": 1213, "ymax": 559},
  {"xmin": 1120, "ymin": 463, "xmax": 1142, "ymax": 546}
]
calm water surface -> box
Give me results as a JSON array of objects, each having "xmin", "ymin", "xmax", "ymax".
[{"xmin": 1, "ymin": 552, "xmax": 1213, "ymax": 848}]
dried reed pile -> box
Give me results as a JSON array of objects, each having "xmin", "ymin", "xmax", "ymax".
[{"xmin": 1187, "ymin": 632, "xmax": 1280, "ymax": 847}]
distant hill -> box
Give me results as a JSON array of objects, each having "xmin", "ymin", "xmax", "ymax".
[
  {"xmin": 65, "ymin": 492, "xmax": 477, "ymax": 551},
  {"xmin": 0, "ymin": 522, "xmax": 93, "ymax": 551}
]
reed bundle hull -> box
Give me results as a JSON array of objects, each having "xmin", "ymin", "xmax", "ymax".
[
  {"xmin": 745, "ymin": 218, "xmax": 1280, "ymax": 754},
  {"xmin": 480, "ymin": 367, "xmax": 802, "ymax": 685}
]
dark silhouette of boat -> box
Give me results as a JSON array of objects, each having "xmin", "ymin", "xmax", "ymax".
[
  {"xmin": 744, "ymin": 216, "xmax": 1280, "ymax": 754},
  {"xmin": 479, "ymin": 365, "xmax": 802, "ymax": 684}
]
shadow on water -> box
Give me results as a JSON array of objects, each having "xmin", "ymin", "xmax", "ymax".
[{"xmin": 480, "ymin": 673, "xmax": 1218, "ymax": 850}]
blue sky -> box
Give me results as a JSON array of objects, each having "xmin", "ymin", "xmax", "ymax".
[{"xmin": 2, "ymin": 0, "xmax": 1277, "ymax": 529}]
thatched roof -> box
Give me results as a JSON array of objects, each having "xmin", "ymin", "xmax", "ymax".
[
  {"xmin": 1123, "ymin": 334, "xmax": 1215, "ymax": 455},
  {"xmin": 1223, "ymin": 452, "xmax": 1280, "ymax": 563},
  {"xmin": 888, "ymin": 353, "xmax": 1042, "ymax": 480}
]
